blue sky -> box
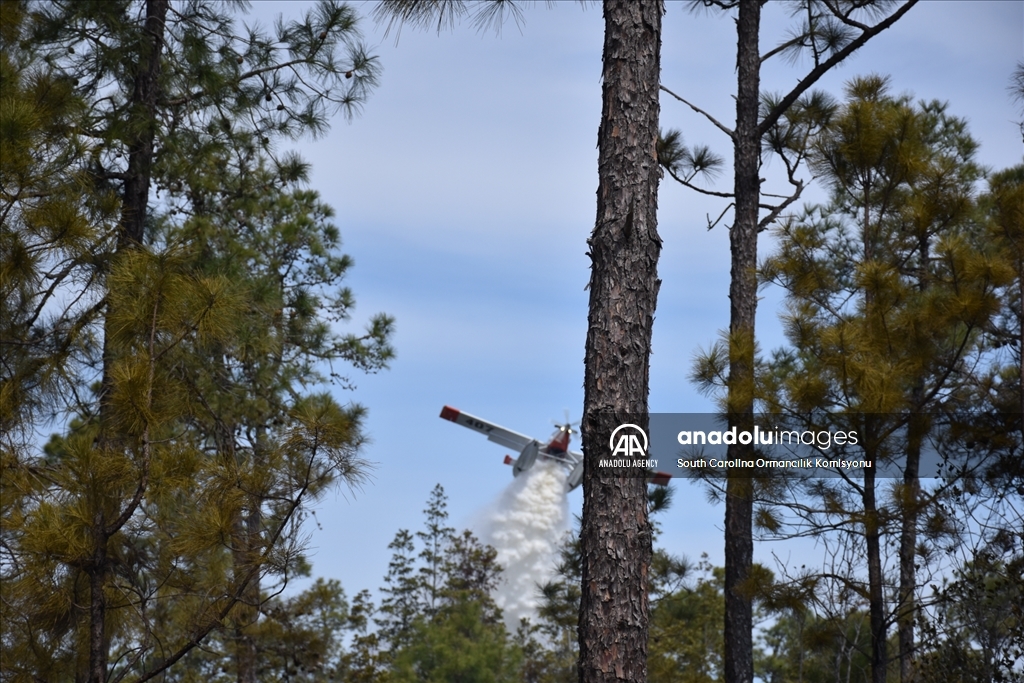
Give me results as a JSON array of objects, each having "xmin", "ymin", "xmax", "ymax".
[{"xmin": 246, "ymin": 1, "xmax": 1024, "ymax": 601}]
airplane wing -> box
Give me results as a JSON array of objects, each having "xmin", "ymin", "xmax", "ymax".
[
  {"xmin": 440, "ymin": 407, "xmax": 671, "ymax": 493},
  {"xmin": 439, "ymin": 406, "xmax": 533, "ymax": 452}
]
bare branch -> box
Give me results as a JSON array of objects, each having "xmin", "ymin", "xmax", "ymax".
[
  {"xmin": 708, "ymin": 202, "xmax": 734, "ymax": 231},
  {"xmin": 758, "ymin": 179, "xmax": 804, "ymax": 232},
  {"xmin": 661, "ymin": 84, "xmax": 736, "ymax": 139}
]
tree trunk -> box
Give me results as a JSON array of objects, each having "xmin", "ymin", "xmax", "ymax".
[
  {"xmin": 90, "ymin": 3, "xmax": 169, "ymax": 680},
  {"xmin": 578, "ymin": 1, "xmax": 662, "ymax": 682},
  {"xmin": 119, "ymin": 0, "xmax": 170, "ymax": 250},
  {"xmin": 88, "ymin": 514, "xmax": 109, "ymax": 683},
  {"xmin": 863, "ymin": 440, "xmax": 887, "ymax": 683},
  {"xmin": 233, "ymin": 515, "xmax": 260, "ymax": 683},
  {"xmin": 723, "ymin": 2, "xmax": 760, "ymax": 682},
  {"xmin": 898, "ymin": 234, "xmax": 929, "ymax": 683},
  {"xmin": 897, "ymin": 429, "xmax": 921, "ymax": 683},
  {"xmin": 234, "ymin": 427, "xmax": 266, "ymax": 683}
]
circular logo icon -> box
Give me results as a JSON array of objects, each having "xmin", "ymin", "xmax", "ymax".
[{"xmin": 609, "ymin": 423, "xmax": 648, "ymax": 456}]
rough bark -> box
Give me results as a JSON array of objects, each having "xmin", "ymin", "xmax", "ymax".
[
  {"xmin": 862, "ymin": 201, "xmax": 886, "ymax": 683},
  {"xmin": 723, "ymin": 2, "xmax": 760, "ymax": 683},
  {"xmin": 578, "ymin": 1, "xmax": 662, "ymax": 681},
  {"xmin": 864, "ymin": 463, "xmax": 887, "ymax": 683},
  {"xmin": 714, "ymin": 5, "xmax": 920, "ymax": 682},
  {"xmin": 90, "ymin": 3, "xmax": 169, "ymax": 681},
  {"xmin": 118, "ymin": 0, "xmax": 170, "ymax": 250},
  {"xmin": 88, "ymin": 512, "xmax": 110, "ymax": 683},
  {"xmin": 897, "ymin": 427, "xmax": 921, "ymax": 683},
  {"xmin": 897, "ymin": 234, "xmax": 930, "ymax": 683}
]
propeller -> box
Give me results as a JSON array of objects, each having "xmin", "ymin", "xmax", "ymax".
[{"xmin": 553, "ymin": 410, "xmax": 580, "ymax": 435}]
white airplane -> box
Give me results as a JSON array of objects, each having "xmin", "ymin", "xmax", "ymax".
[{"xmin": 439, "ymin": 406, "xmax": 671, "ymax": 492}]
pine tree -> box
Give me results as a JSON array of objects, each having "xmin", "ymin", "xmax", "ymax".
[
  {"xmin": 983, "ymin": 165, "xmax": 1024, "ymax": 439},
  {"xmin": 0, "ymin": 3, "xmax": 391, "ymax": 681},
  {"xmin": 0, "ymin": 0, "xmax": 117, "ymax": 443},
  {"xmin": 648, "ymin": 558, "xmax": 726, "ymax": 683},
  {"xmin": 755, "ymin": 607, "xmax": 873, "ymax": 683},
  {"xmin": 417, "ymin": 484, "xmax": 456, "ymax": 616},
  {"xmin": 169, "ymin": 577, "xmax": 350, "ymax": 682},
  {"xmin": 162, "ymin": 151, "xmax": 391, "ymax": 683},
  {"xmin": 759, "ymin": 76, "xmax": 1010, "ymax": 683},
  {"xmin": 916, "ymin": 554, "xmax": 1024, "ymax": 682},
  {"xmin": 337, "ymin": 589, "xmax": 389, "ymax": 683},
  {"xmin": 518, "ymin": 490, "xmax": 680, "ymax": 683},
  {"xmin": 370, "ymin": 4, "xmax": 663, "ymax": 678},
  {"xmin": 390, "ymin": 597, "xmax": 520, "ymax": 683},
  {"xmin": 373, "ymin": 484, "xmax": 514, "ymax": 683},
  {"xmin": 661, "ymin": 5, "xmax": 920, "ymax": 681}
]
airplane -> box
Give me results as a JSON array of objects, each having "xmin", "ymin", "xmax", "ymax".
[{"xmin": 439, "ymin": 405, "xmax": 672, "ymax": 492}]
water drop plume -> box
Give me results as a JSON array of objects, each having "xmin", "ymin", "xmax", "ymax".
[{"xmin": 481, "ymin": 460, "xmax": 570, "ymax": 629}]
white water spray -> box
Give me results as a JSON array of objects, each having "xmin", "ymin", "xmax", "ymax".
[{"xmin": 480, "ymin": 460, "xmax": 570, "ymax": 630}]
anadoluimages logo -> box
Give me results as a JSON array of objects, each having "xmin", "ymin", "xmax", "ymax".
[{"xmin": 609, "ymin": 424, "xmax": 648, "ymax": 457}]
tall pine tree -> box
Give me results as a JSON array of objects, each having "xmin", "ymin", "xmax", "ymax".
[
  {"xmin": 759, "ymin": 76, "xmax": 1010, "ymax": 683},
  {"xmin": 0, "ymin": 3, "xmax": 391, "ymax": 681},
  {"xmin": 661, "ymin": 4, "xmax": 920, "ymax": 681}
]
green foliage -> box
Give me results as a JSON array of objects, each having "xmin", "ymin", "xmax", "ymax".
[
  {"xmin": 657, "ymin": 129, "xmax": 725, "ymax": 185},
  {"xmin": 170, "ymin": 578, "xmax": 351, "ymax": 683},
  {"xmin": 648, "ymin": 557, "xmax": 725, "ymax": 683},
  {"xmin": 762, "ymin": 75, "xmax": 1004, "ymax": 416},
  {"xmin": 416, "ymin": 484, "xmax": 457, "ymax": 614},
  {"xmin": 390, "ymin": 597, "xmax": 520, "ymax": 683},
  {"xmin": 0, "ymin": 2, "xmax": 117, "ymax": 438},
  {"xmin": 756, "ymin": 608, "xmax": 873, "ymax": 683},
  {"xmin": 30, "ymin": 0, "xmax": 378, "ymax": 141},
  {"xmin": 379, "ymin": 528, "xmax": 423, "ymax": 653},
  {"xmin": 343, "ymin": 485, "xmax": 516, "ymax": 683},
  {"xmin": 371, "ymin": 0, "xmax": 530, "ymax": 39},
  {"xmin": 514, "ymin": 492, "xmax": 684, "ymax": 683},
  {"xmin": 338, "ymin": 589, "xmax": 390, "ymax": 683},
  {"xmin": 0, "ymin": 2, "xmax": 392, "ymax": 680},
  {"xmin": 516, "ymin": 527, "xmax": 581, "ymax": 683},
  {"xmin": 757, "ymin": 75, "xmax": 1020, "ymax": 681},
  {"xmin": 918, "ymin": 552, "xmax": 1024, "ymax": 683}
]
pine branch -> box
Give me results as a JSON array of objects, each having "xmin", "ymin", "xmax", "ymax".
[
  {"xmin": 664, "ymin": 165, "xmax": 734, "ymax": 199},
  {"xmin": 758, "ymin": 0, "xmax": 919, "ymax": 136}
]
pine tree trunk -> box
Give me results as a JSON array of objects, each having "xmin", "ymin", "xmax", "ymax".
[
  {"xmin": 234, "ymin": 429, "xmax": 265, "ymax": 683},
  {"xmin": 233, "ymin": 514, "xmax": 260, "ymax": 683},
  {"xmin": 578, "ymin": 1, "xmax": 662, "ymax": 681},
  {"xmin": 90, "ymin": 3, "xmax": 169, "ymax": 681},
  {"xmin": 119, "ymin": 0, "xmax": 170, "ymax": 250},
  {"xmin": 87, "ymin": 515, "xmax": 109, "ymax": 683},
  {"xmin": 898, "ymin": 236, "xmax": 929, "ymax": 683},
  {"xmin": 864, "ymin": 466, "xmax": 886, "ymax": 683},
  {"xmin": 897, "ymin": 431, "xmax": 921, "ymax": 683},
  {"xmin": 859, "ymin": 185, "xmax": 888, "ymax": 683},
  {"xmin": 723, "ymin": 2, "xmax": 760, "ymax": 682}
]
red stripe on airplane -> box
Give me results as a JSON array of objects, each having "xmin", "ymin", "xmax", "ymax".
[{"xmin": 649, "ymin": 471, "xmax": 672, "ymax": 486}]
